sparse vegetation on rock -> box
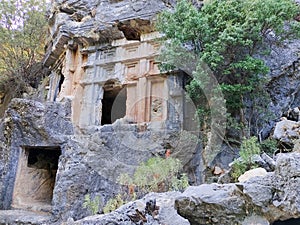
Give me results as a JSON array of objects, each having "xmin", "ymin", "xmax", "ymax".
[
  {"xmin": 83, "ymin": 194, "xmax": 102, "ymax": 215},
  {"xmin": 103, "ymin": 156, "xmax": 189, "ymax": 214},
  {"xmin": 231, "ymin": 136, "xmax": 261, "ymax": 180}
]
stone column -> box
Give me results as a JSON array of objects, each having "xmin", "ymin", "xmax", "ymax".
[
  {"xmin": 47, "ymin": 71, "xmax": 61, "ymax": 102},
  {"xmin": 79, "ymin": 84, "xmax": 103, "ymax": 127},
  {"xmin": 136, "ymin": 77, "xmax": 148, "ymax": 123},
  {"xmin": 58, "ymin": 48, "xmax": 75, "ymax": 100}
]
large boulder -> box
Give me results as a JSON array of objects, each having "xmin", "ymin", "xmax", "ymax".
[
  {"xmin": 175, "ymin": 153, "xmax": 300, "ymax": 224},
  {"xmin": 273, "ymin": 119, "xmax": 300, "ymax": 147},
  {"xmin": 238, "ymin": 167, "xmax": 268, "ymax": 183}
]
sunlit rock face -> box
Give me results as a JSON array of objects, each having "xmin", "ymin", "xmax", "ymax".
[{"xmin": 44, "ymin": 0, "xmax": 193, "ymax": 131}]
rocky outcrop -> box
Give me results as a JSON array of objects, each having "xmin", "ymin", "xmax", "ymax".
[
  {"xmin": 261, "ymin": 38, "xmax": 300, "ymax": 139},
  {"xmin": 175, "ymin": 153, "xmax": 300, "ymax": 224},
  {"xmin": 0, "ymin": 98, "xmax": 73, "ymax": 210},
  {"xmin": 65, "ymin": 192, "xmax": 189, "ymax": 225},
  {"xmin": 273, "ymin": 118, "xmax": 300, "ymax": 150},
  {"xmin": 52, "ymin": 124, "xmax": 200, "ymax": 221},
  {"xmin": 44, "ymin": 0, "xmax": 174, "ymax": 67},
  {"xmin": 0, "ymin": 98, "xmax": 200, "ymax": 221}
]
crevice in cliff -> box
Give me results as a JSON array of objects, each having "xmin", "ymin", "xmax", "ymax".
[{"xmin": 117, "ymin": 19, "xmax": 154, "ymax": 41}]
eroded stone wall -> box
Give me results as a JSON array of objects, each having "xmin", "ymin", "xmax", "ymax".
[
  {"xmin": 0, "ymin": 0, "xmax": 202, "ymax": 222},
  {"xmin": 0, "ymin": 99, "xmax": 73, "ymax": 210}
]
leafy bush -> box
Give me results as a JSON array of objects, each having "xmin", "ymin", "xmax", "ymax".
[
  {"xmin": 103, "ymin": 194, "xmax": 124, "ymax": 214},
  {"xmin": 83, "ymin": 194, "xmax": 101, "ymax": 215},
  {"xmin": 103, "ymin": 157, "xmax": 189, "ymax": 213},
  {"xmin": 131, "ymin": 157, "xmax": 189, "ymax": 193},
  {"xmin": 231, "ymin": 136, "xmax": 261, "ymax": 180},
  {"xmin": 260, "ymin": 138, "xmax": 277, "ymax": 156}
]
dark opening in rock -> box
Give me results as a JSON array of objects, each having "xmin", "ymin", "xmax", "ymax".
[
  {"xmin": 27, "ymin": 147, "xmax": 61, "ymax": 170},
  {"xmin": 117, "ymin": 19, "xmax": 153, "ymax": 41},
  {"xmin": 58, "ymin": 74, "xmax": 65, "ymax": 93},
  {"xmin": 101, "ymin": 80, "xmax": 126, "ymax": 125},
  {"xmin": 273, "ymin": 218, "xmax": 300, "ymax": 225},
  {"xmin": 118, "ymin": 24, "xmax": 141, "ymax": 41},
  {"xmin": 53, "ymin": 73, "xmax": 65, "ymax": 101},
  {"xmin": 12, "ymin": 146, "xmax": 61, "ymax": 212}
]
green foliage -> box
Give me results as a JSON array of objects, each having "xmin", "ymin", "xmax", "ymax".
[
  {"xmin": 83, "ymin": 194, "xmax": 101, "ymax": 215},
  {"xmin": 103, "ymin": 194, "xmax": 124, "ymax": 214},
  {"xmin": 231, "ymin": 136, "xmax": 261, "ymax": 180},
  {"xmin": 104, "ymin": 157, "xmax": 189, "ymax": 213},
  {"xmin": 156, "ymin": 0, "xmax": 299, "ymax": 138},
  {"xmin": 0, "ymin": 0, "xmax": 48, "ymax": 96},
  {"xmin": 231, "ymin": 160, "xmax": 248, "ymax": 181},
  {"xmin": 131, "ymin": 157, "xmax": 189, "ymax": 193},
  {"xmin": 260, "ymin": 138, "xmax": 277, "ymax": 156},
  {"xmin": 240, "ymin": 136, "xmax": 261, "ymax": 163}
]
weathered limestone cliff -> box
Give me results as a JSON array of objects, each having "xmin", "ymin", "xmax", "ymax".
[
  {"xmin": 0, "ymin": 0, "xmax": 300, "ymax": 225},
  {"xmin": 0, "ymin": 0, "xmax": 201, "ymax": 223}
]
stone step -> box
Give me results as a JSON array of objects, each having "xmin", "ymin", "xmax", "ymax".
[{"xmin": 0, "ymin": 210, "xmax": 51, "ymax": 225}]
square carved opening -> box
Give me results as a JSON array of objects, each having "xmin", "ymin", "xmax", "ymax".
[
  {"xmin": 101, "ymin": 81, "xmax": 127, "ymax": 125},
  {"xmin": 12, "ymin": 146, "xmax": 61, "ymax": 212}
]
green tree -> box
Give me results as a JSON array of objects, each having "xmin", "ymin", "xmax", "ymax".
[
  {"xmin": 0, "ymin": 0, "xmax": 48, "ymax": 101},
  {"xmin": 157, "ymin": 0, "xmax": 299, "ymax": 139}
]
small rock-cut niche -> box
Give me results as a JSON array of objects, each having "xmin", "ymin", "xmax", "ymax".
[
  {"xmin": 27, "ymin": 147, "xmax": 61, "ymax": 170},
  {"xmin": 12, "ymin": 146, "xmax": 61, "ymax": 212},
  {"xmin": 273, "ymin": 218, "xmax": 300, "ymax": 225},
  {"xmin": 101, "ymin": 81, "xmax": 126, "ymax": 125}
]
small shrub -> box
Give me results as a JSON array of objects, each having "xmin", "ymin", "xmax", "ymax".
[
  {"xmin": 83, "ymin": 194, "xmax": 101, "ymax": 215},
  {"xmin": 103, "ymin": 157, "xmax": 189, "ymax": 213},
  {"xmin": 231, "ymin": 136, "xmax": 261, "ymax": 181},
  {"xmin": 240, "ymin": 136, "xmax": 261, "ymax": 164},
  {"xmin": 260, "ymin": 138, "xmax": 277, "ymax": 156},
  {"xmin": 231, "ymin": 159, "xmax": 248, "ymax": 181},
  {"xmin": 132, "ymin": 157, "xmax": 189, "ymax": 193},
  {"xmin": 103, "ymin": 194, "xmax": 124, "ymax": 214}
]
